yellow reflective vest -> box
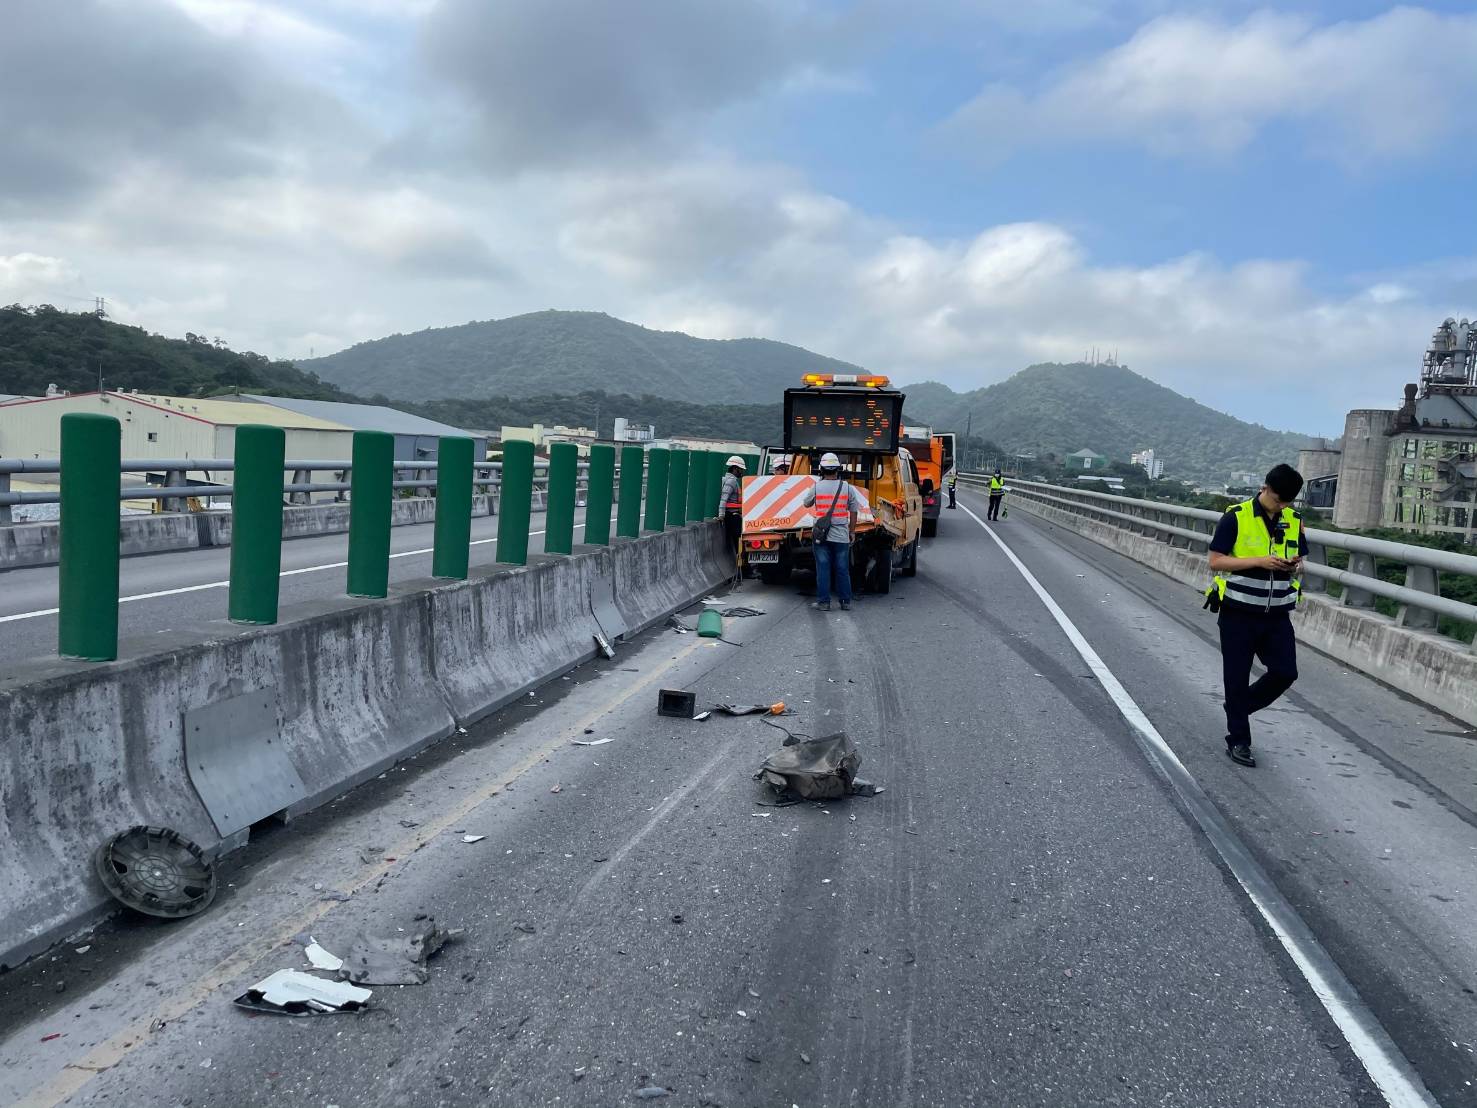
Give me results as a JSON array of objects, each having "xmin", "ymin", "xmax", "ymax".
[
  {"xmin": 989, "ymin": 476, "xmax": 1005, "ymax": 495},
  {"xmin": 1206, "ymin": 499, "xmax": 1302, "ymax": 613}
]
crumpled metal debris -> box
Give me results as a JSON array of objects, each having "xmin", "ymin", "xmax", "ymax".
[
  {"xmin": 754, "ymin": 732, "xmax": 871, "ymax": 801},
  {"xmin": 713, "ymin": 702, "xmax": 787, "ymax": 717},
  {"xmin": 233, "ymin": 970, "xmax": 371, "ymax": 1016},
  {"xmin": 720, "ymin": 607, "xmax": 765, "ymax": 617},
  {"xmin": 339, "ymin": 924, "xmax": 451, "ymax": 985},
  {"xmin": 304, "ymin": 938, "xmax": 343, "ymax": 972}
]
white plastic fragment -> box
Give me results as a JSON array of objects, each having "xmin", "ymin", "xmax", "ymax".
[
  {"xmin": 304, "ymin": 938, "xmax": 343, "ymax": 972},
  {"xmin": 462, "ymin": 834, "xmax": 486, "ymax": 844}
]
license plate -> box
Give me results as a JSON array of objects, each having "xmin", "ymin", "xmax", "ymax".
[{"xmin": 747, "ymin": 551, "xmax": 779, "ymax": 564}]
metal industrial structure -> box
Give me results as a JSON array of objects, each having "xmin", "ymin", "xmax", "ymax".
[{"xmin": 1327, "ymin": 317, "xmax": 1477, "ymax": 543}]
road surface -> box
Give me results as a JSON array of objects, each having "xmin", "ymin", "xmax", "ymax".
[{"xmin": 0, "ymin": 491, "xmax": 1473, "ymax": 1106}]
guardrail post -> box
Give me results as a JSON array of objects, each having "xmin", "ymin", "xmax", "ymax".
[
  {"xmin": 0, "ymin": 470, "xmax": 11, "ymax": 524},
  {"xmin": 617, "ymin": 445, "xmax": 644, "ymax": 539},
  {"xmin": 58, "ymin": 413, "xmax": 120, "ymax": 660},
  {"xmin": 644, "ymin": 448, "xmax": 670, "ymax": 531},
  {"xmin": 432, "ymin": 436, "xmax": 473, "ymax": 579},
  {"xmin": 290, "ymin": 468, "xmax": 311, "ymax": 505},
  {"xmin": 346, "ymin": 430, "xmax": 394, "ymax": 598},
  {"xmin": 584, "ymin": 444, "xmax": 614, "ymax": 545},
  {"xmin": 229, "ymin": 425, "xmax": 285, "ymax": 624},
  {"xmin": 544, "ymin": 442, "xmax": 578, "ymax": 555},
  {"xmin": 1301, "ymin": 541, "xmax": 1327, "ymax": 593},
  {"xmin": 1396, "ymin": 565, "xmax": 1440, "ymax": 630},
  {"xmin": 706, "ymin": 451, "xmax": 723, "ymax": 519},
  {"xmin": 497, "ymin": 439, "xmax": 534, "ymax": 565},
  {"xmin": 686, "ymin": 449, "xmax": 706, "ymax": 522},
  {"xmin": 667, "ymin": 449, "xmax": 689, "ymax": 526},
  {"xmin": 163, "ymin": 469, "xmax": 186, "ymax": 513},
  {"xmin": 1340, "ymin": 551, "xmax": 1377, "ymax": 609}
]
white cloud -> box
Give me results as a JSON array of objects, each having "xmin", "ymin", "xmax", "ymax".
[
  {"xmin": 0, "ymin": 253, "xmax": 81, "ymax": 300},
  {"xmin": 946, "ymin": 8, "xmax": 1477, "ymax": 162}
]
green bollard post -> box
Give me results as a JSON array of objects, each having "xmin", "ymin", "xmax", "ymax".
[
  {"xmin": 666, "ymin": 448, "xmax": 689, "ymax": 527},
  {"xmin": 644, "ymin": 448, "xmax": 670, "ymax": 532},
  {"xmin": 58, "ymin": 412, "xmax": 120, "ymax": 660},
  {"xmin": 617, "ymin": 445, "xmax": 644, "ymax": 539},
  {"xmin": 228, "ymin": 424, "xmax": 285, "ymax": 624},
  {"xmin": 685, "ymin": 448, "xmax": 706, "ymax": 523},
  {"xmin": 706, "ymin": 451, "xmax": 724, "ymax": 519},
  {"xmin": 544, "ymin": 442, "xmax": 578, "ymax": 554},
  {"xmin": 432, "ymin": 436, "xmax": 474, "ymax": 579},
  {"xmin": 346, "ymin": 430, "xmax": 394, "ymax": 598},
  {"xmin": 497, "ymin": 439, "xmax": 534, "ymax": 565},
  {"xmin": 584, "ymin": 444, "xmax": 614, "ymax": 545}
]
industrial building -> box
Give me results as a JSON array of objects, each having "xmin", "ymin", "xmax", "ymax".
[
  {"xmin": 1323, "ymin": 317, "xmax": 1477, "ymax": 542},
  {"xmin": 1065, "ymin": 448, "xmax": 1108, "ymax": 471},
  {"xmin": 239, "ymin": 395, "xmax": 486, "ymax": 461}
]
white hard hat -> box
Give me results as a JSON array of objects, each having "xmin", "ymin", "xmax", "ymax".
[
  {"xmin": 774, "ymin": 454, "xmax": 791, "ymax": 467},
  {"xmin": 726, "ymin": 455, "xmax": 746, "ymax": 471},
  {"xmin": 819, "ymin": 452, "xmax": 841, "ymax": 469}
]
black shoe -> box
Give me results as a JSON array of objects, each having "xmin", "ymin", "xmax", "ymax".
[
  {"xmin": 812, "ymin": 601, "xmax": 831, "ymax": 612},
  {"xmin": 1226, "ymin": 743, "xmax": 1256, "ymax": 768},
  {"xmin": 839, "ymin": 601, "xmax": 851, "ymax": 610}
]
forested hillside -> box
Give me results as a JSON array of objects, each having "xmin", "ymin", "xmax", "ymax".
[
  {"xmin": 297, "ymin": 310, "xmax": 863, "ymax": 405},
  {"xmin": 0, "ymin": 305, "xmax": 348, "ymax": 400}
]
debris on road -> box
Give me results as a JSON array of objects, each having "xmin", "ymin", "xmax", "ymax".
[
  {"xmin": 304, "ymin": 938, "xmax": 343, "ymax": 972},
  {"xmin": 693, "ymin": 711, "xmax": 712, "ymax": 722},
  {"xmin": 755, "ymin": 732, "xmax": 883, "ymax": 801},
  {"xmin": 233, "ymin": 970, "xmax": 371, "ymax": 1016},
  {"xmin": 462, "ymin": 834, "xmax": 486, "ymax": 844},
  {"xmin": 94, "ymin": 825, "xmax": 216, "ymax": 920},
  {"xmin": 573, "ymin": 737, "xmax": 615, "ymax": 746},
  {"xmin": 714, "ymin": 702, "xmax": 787, "ymax": 717},
  {"xmin": 550, "ymin": 783, "xmax": 562, "ymax": 794},
  {"xmin": 360, "ymin": 845, "xmax": 386, "ymax": 864},
  {"xmin": 665, "ymin": 616, "xmax": 691, "ymax": 634},
  {"xmin": 398, "ymin": 819, "xmax": 419, "ymax": 829},
  {"xmin": 658, "ymin": 689, "xmax": 698, "ymax": 717},
  {"xmin": 594, "ymin": 630, "xmax": 616, "ymax": 658},
  {"xmin": 636, "ymin": 1087, "xmax": 671, "ymax": 1099},
  {"xmin": 721, "ymin": 606, "xmax": 765, "ymax": 617},
  {"xmin": 319, "ymin": 890, "xmax": 351, "ymax": 902},
  {"xmin": 339, "ymin": 923, "xmax": 451, "ymax": 986}
]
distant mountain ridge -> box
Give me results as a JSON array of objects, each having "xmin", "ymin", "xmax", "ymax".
[
  {"xmin": 898, "ymin": 362, "xmax": 1310, "ymax": 485},
  {"xmin": 298, "ymin": 310, "xmax": 865, "ymax": 406}
]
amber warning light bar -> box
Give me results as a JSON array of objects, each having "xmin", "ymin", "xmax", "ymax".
[{"xmin": 801, "ymin": 373, "xmax": 891, "ymax": 387}]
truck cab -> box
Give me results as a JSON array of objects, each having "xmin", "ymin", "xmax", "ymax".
[{"xmin": 740, "ymin": 375, "xmax": 922, "ymax": 593}]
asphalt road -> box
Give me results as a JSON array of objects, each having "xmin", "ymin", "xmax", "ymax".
[
  {"xmin": 0, "ymin": 506, "xmax": 605, "ymax": 668},
  {"xmin": 1, "ymin": 495, "xmax": 1473, "ymax": 1106}
]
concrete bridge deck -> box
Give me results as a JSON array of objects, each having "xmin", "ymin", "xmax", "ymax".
[{"xmin": 0, "ymin": 491, "xmax": 1473, "ymax": 1105}]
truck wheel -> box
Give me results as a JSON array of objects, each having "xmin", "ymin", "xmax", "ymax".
[
  {"xmin": 871, "ymin": 547, "xmax": 893, "ymax": 594},
  {"xmin": 901, "ymin": 538, "xmax": 918, "ymax": 577},
  {"xmin": 759, "ymin": 564, "xmax": 792, "ymax": 586},
  {"xmin": 922, "ymin": 517, "xmax": 937, "ymax": 538}
]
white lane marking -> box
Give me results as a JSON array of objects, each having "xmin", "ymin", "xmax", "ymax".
[
  {"xmin": 0, "ymin": 515, "xmax": 618, "ymax": 626},
  {"xmin": 961, "ymin": 502, "xmax": 1437, "ymax": 1108}
]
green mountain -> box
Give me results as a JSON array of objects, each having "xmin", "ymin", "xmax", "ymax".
[
  {"xmin": 897, "ymin": 362, "xmax": 1310, "ymax": 486},
  {"xmin": 297, "ymin": 309, "xmax": 864, "ymax": 405},
  {"xmin": 0, "ymin": 304, "xmax": 349, "ymax": 400}
]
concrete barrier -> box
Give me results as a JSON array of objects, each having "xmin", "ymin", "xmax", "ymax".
[
  {"xmin": 0, "ymin": 495, "xmax": 496, "ymax": 570},
  {"xmin": 0, "ymin": 521, "xmax": 729, "ymax": 969},
  {"xmin": 1012, "ymin": 494, "xmax": 1477, "ymax": 728}
]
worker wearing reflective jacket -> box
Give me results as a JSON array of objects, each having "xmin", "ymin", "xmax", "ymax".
[
  {"xmin": 1204, "ymin": 464, "xmax": 1304, "ymax": 768},
  {"xmin": 987, "ymin": 471, "xmax": 1005, "ymax": 520},
  {"xmin": 719, "ymin": 455, "xmax": 746, "ymax": 555}
]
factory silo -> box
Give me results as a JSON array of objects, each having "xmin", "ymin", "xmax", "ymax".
[{"xmin": 1332, "ymin": 410, "xmax": 1395, "ymax": 530}]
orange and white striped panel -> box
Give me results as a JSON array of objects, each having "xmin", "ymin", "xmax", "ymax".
[{"xmin": 741, "ymin": 475, "xmax": 874, "ymax": 533}]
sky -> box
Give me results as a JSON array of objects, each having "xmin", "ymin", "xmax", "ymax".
[{"xmin": 3, "ymin": 1, "xmax": 1476, "ymax": 435}]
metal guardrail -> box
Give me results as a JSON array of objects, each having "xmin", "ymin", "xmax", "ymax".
[
  {"xmin": 0, "ymin": 457, "xmax": 588, "ymax": 520},
  {"xmin": 959, "ymin": 473, "xmax": 1477, "ymax": 647}
]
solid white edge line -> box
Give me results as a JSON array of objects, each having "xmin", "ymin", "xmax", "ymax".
[
  {"xmin": 960, "ymin": 501, "xmax": 1437, "ymax": 1108},
  {"xmin": 0, "ymin": 513, "xmax": 622, "ymax": 625}
]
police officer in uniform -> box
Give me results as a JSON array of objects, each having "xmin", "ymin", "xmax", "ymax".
[
  {"xmin": 987, "ymin": 470, "xmax": 1006, "ymax": 520},
  {"xmin": 946, "ymin": 469, "xmax": 957, "ymax": 509},
  {"xmin": 1205, "ymin": 464, "xmax": 1304, "ymax": 768}
]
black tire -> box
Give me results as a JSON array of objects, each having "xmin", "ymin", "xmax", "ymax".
[
  {"xmin": 901, "ymin": 538, "xmax": 918, "ymax": 577},
  {"xmin": 759, "ymin": 563, "xmax": 792, "ymax": 586},
  {"xmin": 871, "ymin": 546, "xmax": 893, "ymax": 594},
  {"xmin": 922, "ymin": 516, "xmax": 938, "ymax": 538}
]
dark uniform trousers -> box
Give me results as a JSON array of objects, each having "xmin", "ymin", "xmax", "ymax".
[{"xmin": 1218, "ymin": 606, "xmax": 1298, "ymax": 746}]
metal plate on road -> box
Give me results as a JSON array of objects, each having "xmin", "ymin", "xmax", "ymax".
[
  {"xmin": 747, "ymin": 552, "xmax": 779, "ymax": 564},
  {"xmin": 184, "ymin": 687, "xmax": 305, "ymax": 838},
  {"xmin": 590, "ymin": 573, "xmax": 627, "ymax": 644}
]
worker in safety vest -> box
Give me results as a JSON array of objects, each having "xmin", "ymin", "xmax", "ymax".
[
  {"xmin": 803, "ymin": 452, "xmax": 863, "ymax": 611},
  {"xmin": 946, "ymin": 470, "xmax": 957, "ymax": 509},
  {"xmin": 987, "ymin": 470, "xmax": 1006, "ymax": 520},
  {"xmin": 719, "ymin": 455, "xmax": 746, "ymax": 555},
  {"xmin": 1204, "ymin": 464, "xmax": 1304, "ymax": 768}
]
